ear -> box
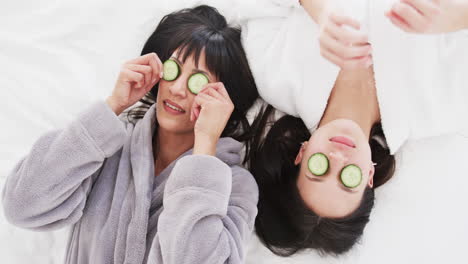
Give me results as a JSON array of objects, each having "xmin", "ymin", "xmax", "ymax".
[
  {"xmin": 368, "ymin": 164, "xmax": 375, "ymax": 188},
  {"xmin": 294, "ymin": 142, "xmax": 307, "ymax": 165}
]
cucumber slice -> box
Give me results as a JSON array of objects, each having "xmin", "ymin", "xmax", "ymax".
[
  {"xmin": 340, "ymin": 165, "xmax": 362, "ymax": 188},
  {"xmin": 308, "ymin": 153, "xmax": 329, "ymax": 176},
  {"xmin": 163, "ymin": 59, "xmax": 180, "ymax": 81},
  {"xmin": 187, "ymin": 73, "xmax": 209, "ymax": 94}
]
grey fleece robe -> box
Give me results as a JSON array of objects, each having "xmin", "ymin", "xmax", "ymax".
[{"xmin": 2, "ymin": 101, "xmax": 259, "ymax": 264}]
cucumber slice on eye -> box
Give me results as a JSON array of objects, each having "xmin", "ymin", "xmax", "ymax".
[
  {"xmin": 187, "ymin": 73, "xmax": 209, "ymax": 94},
  {"xmin": 308, "ymin": 153, "xmax": 329, "ymax": 176},
  {"xmin": 163, "ymin": 59, "xmax": 180, "ymax": 81},
  {"xmin": 340, "ymin": 165, "xmax": 362, "ymax": 188}
]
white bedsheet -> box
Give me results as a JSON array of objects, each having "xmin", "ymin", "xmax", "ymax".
[{"xmin": 1, "ymin": 0, "xmax": 467, "ymax": 263}]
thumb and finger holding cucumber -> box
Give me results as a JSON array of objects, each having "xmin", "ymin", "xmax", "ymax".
[
  {"xmin": 106, "ymin": 53, "xmax": 234, "ymax": 144},
  {"xmin": 190, "ymin": 85, "xmax": 235, "ymax": 156},
  {"xmin": 190, "ymin": 83, "xmax": 234, "ymax": 141},
  {"xmin": 186, "ymin": 82, "xmax": 235, "ymax": 154},
  {"xmin": 107, "ymin": 53, "xmax": 163, "ymax": 115}
]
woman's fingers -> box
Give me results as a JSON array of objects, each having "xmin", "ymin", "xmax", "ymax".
[
  {"xmin": 202, "ymin": 82, "xmax": 231, "ymax": 101},
  {"xmin": 127, "ymin": 53, "xmax": 163, "ymax": 81},
  {"xmin": 391, "ymin": 2, "xmax": 429, "ymax": 32},
  {"xmin": 126, "ymin": 64, "xmax": 151, "ymax": 89},
  {"xmin": 318, "ymin": 11, "xmax": 372, "ymax": 69},
  {"xmin": 319, "ymin": 33, "xmax": 372, "ymax": 60},
  {"xmin": 151, "ymin": 53, "xmax": 164, "ymax": 80},
  {"xmin": 386, "ymin": 11, "xmax": 414, "ymax": 32},
  {"xmin": 325, "ymin": 22, "xmax": 369, "ymax": 46},
  {"xmin": 191, "ymin": 93, "xmax": 211, "ymax": 121},
  {"xmin": 190, "ymin": 85, "xmax": 233, "ymax": 122},
  {"xmin": 199, "ymin": 86, "xmax": 224, "ymax": 101},
  {"xmin": 191, "ymin": 94, "xmax": 205, "ymax": 121},
  {"xmin": 329, "ymin": 13, "xmax": 361, "ymax": 29},
  {"xmin": 386, "ymin": 0, "xmax": 443, "ymax": 33},
  {"xmin": 320, "ymin": 46, "xmax": 371, "ymax": 69},
  {"xmin": 402, "ymin": 0, "xmax": 441, "ymax": 17},
  {"xmin": 320, "ymin": 47, "xmax": 344, "ymax": 67},
  {"xmin": 121, "ymin": 68, "xmax": 144, "ymax": 88}
]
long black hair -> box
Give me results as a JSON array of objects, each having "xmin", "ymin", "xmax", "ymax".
[
  {"xmin": 248, "ymin": 105, "xmax": 396, "ymax": 256},
  {"xmin": 126, "ymin": 5, "xmax": 259, "ymax": 162}
]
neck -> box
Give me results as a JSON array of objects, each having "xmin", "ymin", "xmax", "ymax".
[
  {"xmin": 153, "ymin": 127, "xmax": 195, "ymax": 176},
  {"xmin": 318, "ymin": 69, "xmax": 381, "ymax": 138}
]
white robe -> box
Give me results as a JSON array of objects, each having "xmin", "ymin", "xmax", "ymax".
[{"xmin": 241, "ymin": 0, "xmax": 468, "ymax": 154}]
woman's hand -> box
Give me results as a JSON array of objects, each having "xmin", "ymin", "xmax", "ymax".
[
  {"xmin": 190, "ymin": 82, "xmax": 234, "ymax": 156},
  {"xmin": 106, "ymin": 53, "xmax": 163, "ymax": 115},
  {"xmin": 318, "ymin": 12, "xmax": 373, "ymax": 69},
  {"xmin": 386, "ymin": 0, "xmax": 468, "ymax": 34}
]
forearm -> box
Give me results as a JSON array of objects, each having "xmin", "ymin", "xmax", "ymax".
[
  {"xmin": 457, "ymin": 1, "xmax": 468, "ymax": 30},
  {"xmin": 335, "ymin": 66, "xmax": 376, "ymax": 91},
  {"xmin": 442, "ymin": 0, "xmax": 468, "ymax": 32},
  {"xmin": 193, "ymin": 135, "xmax": 217, "ymax": 156},
  {"xmin": 106, "ymin": 96, "xmax": 126, "ymax": 116},
  {"xmin": 2, "ymin": 101, "xmax": 126, "ymax": 229},
  {"xmin": 299, "ymin": 0, "xmax": 329, "ymax": 23}
]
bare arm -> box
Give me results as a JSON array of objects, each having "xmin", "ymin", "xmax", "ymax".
[{"xmin": 299, "ymin": 0, "xmax": 328, "ymax": 23}]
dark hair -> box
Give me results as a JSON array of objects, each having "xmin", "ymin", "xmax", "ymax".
[
  {"xmin": 126, "ymin": 5, "xmax": 258, "ymax": 162},
  {"xmin": 248, "ymin": 105, "xmax": 396, "ymax": 256}
]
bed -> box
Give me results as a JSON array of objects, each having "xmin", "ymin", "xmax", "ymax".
[{"xmin": 1, "ymin": 0, "xmax": 467, "ymax": 263}]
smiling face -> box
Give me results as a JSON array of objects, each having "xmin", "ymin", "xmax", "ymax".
[
  {"xmin": 295, "ymin": 119, "xmax": 375, "ymax": 218},
  {"xmin": 156, "ymin": 49, "xmax": 217, "ymax": 134}
]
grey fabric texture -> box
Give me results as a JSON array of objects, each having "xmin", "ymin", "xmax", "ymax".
[{"xmin": 2, "ymin": 101, "xmax": 258, "ymax": 264}]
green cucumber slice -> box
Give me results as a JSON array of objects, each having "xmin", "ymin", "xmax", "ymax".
[
  {"xmin": 308, "ymin": 153, "xmax": 329, "ymax": 176},
  {"xmin": 187, "ymin": 73, "xmax": 209, "ymax": 94},
  {"xmin": 163, "ymin": 59, "xmax": 180, "ymax": 81},
  {"xmin": 340, "ymin": 165, "xmax": 362, "ymax": 188}
]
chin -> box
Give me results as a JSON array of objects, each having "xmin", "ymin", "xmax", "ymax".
[
  {"xmin": 157, "ymin": 113, "xmax": 193, "ymax": 134},
  {"xmin": 336, "ymin": 119, "xmax": 363, "ymax": 132},
  {"xmin": 319, "ymin": 119, "xmax": 367, "ymax": 143}
]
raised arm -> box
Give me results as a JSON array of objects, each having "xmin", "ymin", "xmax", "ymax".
[
  {"xmin": 2, "ymin": 53, "xmax": 163, "ymax": 230},
  {"xmin": 299, "ymin": 0, "xmax": 328, "ymax": 23},
  {"xmin": 148, "ymin": 82, "xmax": 259, "ymax": 264},
  {"xmin": 2, "ymin": 101, "xmax": 127, "ymax": 230}
]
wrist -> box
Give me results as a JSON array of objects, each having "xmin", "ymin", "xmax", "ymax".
[
  {"xmin": 193, "ymin": 135, "xmax": 217, "ymax": 156},
  {"xmin": 446, "ymin": 1, "xmax": 468, "ymax": 32},
  {"xmin": 106, "ymin": 97, "xmax": 125, "ymax": 116},
  {"xmin": 462, "ymin": 2, "xmax": 468, "ymax": 30},
  {"xmin": 300, "ymin": 0, "xmax": 328, "ymax": 24}
]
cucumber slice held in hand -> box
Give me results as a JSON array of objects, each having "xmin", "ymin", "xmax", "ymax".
[
  {"xmin": 308, "ymin": 153, "xmax": 329, "ymax": 176},
  {"xmin": 163, "ymin": 59, "xmax": 180, "ymax": 81},
  {"xmin": 340, "ymin": 164, "xmax": 362, "ymax": 188},
  {"xmin": 187, "ymin": 73, "xmax": 209, "ymax": 94}
]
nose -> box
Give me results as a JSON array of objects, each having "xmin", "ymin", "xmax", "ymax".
[
  {"xmin": 329, "ymin": 151, "xmax": 348, "ymax": 165},
  {"xmin": 168, "ymin": 77, "xmax": 187, "ymax": 98}
]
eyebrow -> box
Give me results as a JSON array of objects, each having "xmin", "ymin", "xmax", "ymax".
[
  {"xmin": 305, "ymin": 173, "xmax": 358, "ymax": 194},
  {"xmin": 170, "ymin": 56, "xmax": 213, "ymax": 81},
  {"xmin": 305, "ymin": 174, "xmax": 325, "ymax": 182},
  {"xmin": 337, "ymin": 182, "xmax": 358, "ymax": 194}
]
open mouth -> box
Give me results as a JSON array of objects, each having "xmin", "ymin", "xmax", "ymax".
[
  {"xmin": 163, "ymin": 99, "xmax": 185, "ymax": 114},
  {"xmin": 329, "ymin": 136, "xmax": 356, "ymax": 148}
]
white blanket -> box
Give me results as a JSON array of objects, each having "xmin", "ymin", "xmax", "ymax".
[{"xmin": 1, "ymin": 0, "xmax": 467, "ymax": 263}]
